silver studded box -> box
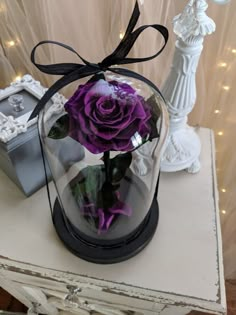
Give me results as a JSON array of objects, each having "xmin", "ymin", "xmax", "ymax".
[{"xmin": 0, "ymin": 75, "xmax": 66, "ymax": 196}]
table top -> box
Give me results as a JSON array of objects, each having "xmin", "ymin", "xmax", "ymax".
[{"xmin": 0, "ymin": 127, "xmax": 226, "ymax": 313}]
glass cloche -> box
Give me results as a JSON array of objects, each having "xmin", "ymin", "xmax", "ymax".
[{"xmin": 39, "ymin": 72, "xmax": 168, "ymax": 263}]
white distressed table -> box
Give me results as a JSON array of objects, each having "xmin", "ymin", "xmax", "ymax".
[{"xmin": 0, "ymin": 128, "xmax": 226, "ymax": 315}]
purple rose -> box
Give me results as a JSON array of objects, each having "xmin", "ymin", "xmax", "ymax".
[
  {"xmin": 81, "ymin": 192, "xmax": 132, "ymax": 234},
  {"xmin": 64, "ymin": 79, "xmax": 151, "ymax": 154}
]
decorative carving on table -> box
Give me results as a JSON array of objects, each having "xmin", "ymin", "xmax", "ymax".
[
  {"xmin": 161, "ymin": 0, "xmax": 216, "ymax": 173},
  {"xmin": 47, "ymin": 285, "xmax": 134, "ymax": 315}
]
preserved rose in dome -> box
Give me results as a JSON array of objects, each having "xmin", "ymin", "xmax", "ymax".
[
  {"xmin": 30, "ymin": 0, "xmax": 169, "ymax": 263},
  {"xmin": 39, "ymin": 72, "xmax": 168, "ymax": 263}
]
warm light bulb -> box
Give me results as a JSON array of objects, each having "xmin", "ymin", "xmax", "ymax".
[
  {"xmin": 221, "ymin": 188, "xmax": 226, "ymax": 193},
  {"xmin": 231, "ymin": 49, "xmax": 236, "ymax": 54},
  {"xmin": 217, "ymin": 131, "xmax": 224, "ymax": 136},
  {"xmin": 119, "ymin": 32, "xmax": 125, "ymax": 40},
  {"xmin": 214, "ymin": 109, "xmax": 220, "ymax": 114},
  {"xmin": 8, "ymin": 40, "xmax": 15, "ymax": 47},
  {"xmin": 221, "ymin": 210, "xmax": 226, "ymax": 215},
  {"xmin": 0, "ymin": 4, "xmax": 5, "ymax": 12},
  {"xmin": 14, "ymin": 76, "xmax": 22, "ymax": 81},
  {"xmin": 222, "ymin": 85, "xmax": 230, "ymax": 91},
  {"xmin": 218, "ymin": 62, "xmax": 227, "ymax": 68}
]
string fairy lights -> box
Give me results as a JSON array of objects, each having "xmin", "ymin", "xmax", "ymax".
[
  {"xmin": 222, "ymin": 85, "xmax": 230, "ymax": 91},
  {"xmin": 214, "ymin": 38, "xmax": 234, "ymax": 220},
  {"xmin": 218, "ymin": 62, "xmax": 227, "ymax": 67},
  {"xmin": 215, "ymin": 60, "xmax": 229, "ymax": 217},
  {"xmin": 7, "ymin": 40, "xmax": 15, "ymax": 47},
  {"xmin": 14, "ymin": 76, "xmax": 22, "ymax": 82},
  {"xmin": 119, "ymin": 31, "xmax": 125, "ymax": 40},
  {"xmin": 0, "ymin": 3, "xmax": 5, "ymax": 13},
  {"xmin": 3, "ymin": 35, "xmax": 23, "ymax": 82}
]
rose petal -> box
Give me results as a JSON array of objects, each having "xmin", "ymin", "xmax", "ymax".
[
  {"xmin": 110, "ymin": 81, "xmax": 136, "ymax": 95},
  {"xmin": 105, "ymin": 214, "xmax": 115, "ymax": 230},
  {"xmin": 65, "ymin": 79, "xmax": 153, "ymax": 154},
  {"xmin": 81, "ymin": 203, "xmax": 97, "ymax": 216},
  {"xmin": 84, "ymin": 96, "xmax": 97, "ymax": 117},
  {"xmin": 98, "ymin": 208, "xmax": 105, "ymax": 232},
  {"xmin": 92, "ymin": 107, "xmax": 124, "ymax": 125},
  {"xmin": 96, "ymin": 96, "xmax": 116, "ymax": 115},
  {"xmin": 65, "ymin": 82, "xmax": 95, "ymax": 109},
  {"xmin": 111, "ymin": 139, "xmax": 133, "ymax": 151},
  {"xmin": 89, "ymin": 121, "xmax": 123, "ymax": 140},
  {"xmin": 81, "ymin": 134, "xmax": 108, "ymax": 153},
  {"xmin": 77, "ymin": 112, "xmax": 92, "ymax": 135},
  {"xmin": 138, "ymin": 122, "xmax": 151, "ymax": 138},
  {"xmin": 109, "ymin": 200, "xmax": 132, "ymax": 216},
  {"xmin": 132, "ymin": 102, "xmax": 149, "ymax": 119}
]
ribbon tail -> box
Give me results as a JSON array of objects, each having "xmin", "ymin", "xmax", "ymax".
[
  {"xmin": 101, "ymin": 1, "xmax": 140, "ymax": 66},
  {"xmin": 100, "ymin": 3, "xmax": 168, "ymax": 68},
  {"xmin": 123, "ymin": 1, "xmax": 140, "ymax": 40}
]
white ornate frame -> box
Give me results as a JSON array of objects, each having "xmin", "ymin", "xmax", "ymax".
[{"xmin": 0, "ymin": 74, "xmax": 66, "ymax": 143}]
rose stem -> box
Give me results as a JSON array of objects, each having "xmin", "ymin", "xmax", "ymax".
[
  {"xmin": 103, "ymin": 151, "xmax": 110, "ymax": 183},
  {"xmin": 102, "ymin": 151, "xmax": 112, "ymax": 212}
]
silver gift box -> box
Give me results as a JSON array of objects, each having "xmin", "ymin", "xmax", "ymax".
[{"xmin": 0, "ymin": 75, "xmax": 66, "ymax": 196}]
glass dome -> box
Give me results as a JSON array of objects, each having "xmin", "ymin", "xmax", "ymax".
[{"xmin": 39, "ymin": 71, "xmax": 168, "ymax": 263}]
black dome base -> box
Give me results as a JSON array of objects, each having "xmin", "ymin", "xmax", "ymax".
[{"xmin": 53, "ymin": 196, "xmax": 159, "ymax": 264}]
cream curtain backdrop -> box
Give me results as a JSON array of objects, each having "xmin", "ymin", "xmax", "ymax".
[{"xmin": 0, "ymin": 0, "xmax": 235, "ymax": 278}]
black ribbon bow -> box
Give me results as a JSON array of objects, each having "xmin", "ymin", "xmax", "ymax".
[{"xmin": 29, "ymin": 1, "xmax": 168, "ymax": 120}]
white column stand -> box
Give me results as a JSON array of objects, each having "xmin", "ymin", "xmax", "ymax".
[{"xmin": 161, "ymin": 0, "xmax": 215, "ymax": 173}]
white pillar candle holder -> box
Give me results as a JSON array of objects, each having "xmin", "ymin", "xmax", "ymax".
[{"xmin": 161, "ymin": 0, "xmax": 215, "ymax": 173}]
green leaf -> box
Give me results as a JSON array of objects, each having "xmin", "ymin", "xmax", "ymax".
[
  {"xmin": 48, "ymin": 114, "xmax": 70, "ymax": 139},
  {"xmin": 109, "ymin": 152, "xmax": 132, "ymax": 184},
  {"xmin": 70, "ymin": 164, "xmax": 119, "ymax": 211},
  {"xmin": 146, "ymin": 95, "xmax": 161, "ymax": 140},
  {"xmin": 71, "ymin": 165, "xmax": 105, "ymax": 206}
]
